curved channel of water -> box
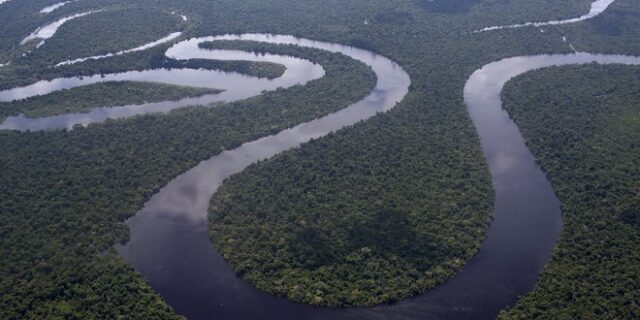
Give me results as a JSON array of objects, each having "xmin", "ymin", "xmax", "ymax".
[
  {"xmin": 21, "ymin": 10, "xmax": 101, "ymax": 47},
  {"xmin": 121, "ymin": 51, "xmax": 640, "ymax": 320},
  {"xmin": 112, "ymin": 34, "xmax": 410, "ymax": 320},
  {"xmin": 0, "ymin": 36, "xmax": 326, "ymax": 131},
  {"xmin": 113, "ymin": 38, "xmax": 639, "ymax": 320},
  {"xmin": 283, "ymin": 53, "xmax": 638, "ymax": 320},
  {"xmin": 55, "ymin": 31, "xmax": 183, "ymax": 66},
  {"xmin": 476, "ymin": 0, "xmax": 616, "ymax": 32},
  {"xmin": 5, "ymin": 30, "xmax": 639, "ymax": 318},
  {"xmin": 333, "ymin": 53, "xmax": 640, "ymax": 320}
]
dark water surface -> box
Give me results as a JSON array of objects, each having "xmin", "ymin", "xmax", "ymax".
[
  {"xmin": 0, "ymin": 36, "xmax": 325, "ymax": 131},
  {"xmin": 114, "ymin": 34, "xmax": 411, "ymax": 320},
  {"xmin": 115, "ymin": 37, "xmax": 640, "ymax": 320},
  {"xmin": 5, "ymin": 32, "xmax": 640, "ymax": 319}
]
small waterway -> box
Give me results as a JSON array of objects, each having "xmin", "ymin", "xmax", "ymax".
[
  {"xmin": 20, "ymin": 9, "xmax": 182, "ymax": 61},
  {"xmin": 21, "ymin": 10, "xmax": 100, "ymax": 47},
  {"xmin": 40, "ymin": 1, "xmax": 74, "ymax": 14},
  {"xmin": 476, "ymin": 0, "xmax": 616, "ymax": 32},
  {"xmin": 0, "ymin": 35, "xmax": 325, "ymax": 131},
  {"xmin": 55, "ymin": 31, "xmax": 183, "ymax": 66}
]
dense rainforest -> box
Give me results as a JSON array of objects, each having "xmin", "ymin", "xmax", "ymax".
[
  {"xmin": 0, "ymin": 0, "xmax": 639, "ymax": 318},
  {"xmin": 0, "ymin": 11, "xmax": 376, "ymax": 318},
  {"xmin": 0, "ymin": 0, "xmax": 179, "ymax": 67},
  {"xmin": 0, "ymin": 50, "xmax": 286, "ymax": 91},
  {"xmin": 498, "ymin": 65, "xmax": 640, "ymax": 319},
  {"xmin": 209, "ymin": 117, "xmax": 492, "ymax": 306},
  {"xmin": 0, "ymin": 81, "xmax": 221, "ymax": 121},
  {"xmin": 21, "ymin": 7, "xmax": 185, "ymax": 64},
  {"xmin": 0, "ymin": 3, "xmax": 285, "ymax": 90},
  {"xmin": 204, "ymin": 41, "xmax": 491, "ymax": 308}
]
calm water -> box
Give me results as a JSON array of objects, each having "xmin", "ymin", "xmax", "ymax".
[
  {"xmin": 21, "ymin": 10, "xmax": 101, "ymax": 47},
  {"xmin": 114, "ymin": 37, "xmax": 639, "ymax": 320},
  {"xmin": 477, "ymin": 0, "xmax": 616, "ymax": 32},
  {"xmin": 121, "ymin": 49, "xmax": 640, "ymax": 319},
  {"xmin": 115, "ymin": 34, "xmax": 411, "ymax": 320},
  {"xmin": 5, "ymin": 31, "xmax": 640, "ymax": 319},
  {"xmin": 0, "ymin": 36, "xmax": 324, "ymax": 130},
  {"xmin": 55, "ymin": 31, "xmax": 184, "ymax": 66},
  {"xmin": 40, "ymin": 1, "xmax": 72, "ymax": 14}
]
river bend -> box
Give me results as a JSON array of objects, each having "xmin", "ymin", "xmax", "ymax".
[
  {"xmin": 117, "ymin": 40, "xmax": 640, "ymax": 319},
  {"xmin": 3, "ymin": 30, "xmax": 639, "ymax": 319},
  {"xmin": 0, "ymin": 35, "xmax": 328, "ymax": 131}
]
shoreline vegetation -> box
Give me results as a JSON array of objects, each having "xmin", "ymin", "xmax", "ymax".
[
  {"xmin": 0, "ymin": 28, "xmax": 376, "ymax": 319},
  {"xmin": 0, "ymin": 51, "xmax": 287, "ymax": 91},
  {"xmin": 0, "ymin": 81, "xmax": 222, "ymax": 121},
  {"xmin": 1, "ymin": 0, "xmax": 639, "ymax": 318},
  {"xmin": 209, "ymin": 117, "xmax": 493, "ymax": 306},
  {"xmin": 499, "ymin": 64, "xmax": 640, "ymax": 319}
]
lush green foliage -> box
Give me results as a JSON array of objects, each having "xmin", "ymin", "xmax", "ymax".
[
  {"xmin": 209, "ymin": 106, "xmax": 492, "ymax": 306},
  {"xmin": 0, "ymin": 2, "xmax": 284, "ymax": 90},
  {"xmin": 0, "ymin": 0, "xmax": 149, "ymax": 64},
  {"xmin": 498, "ymin": 65, "xmax": 640, "ymax": 319},
  {"xmin": 562, "ymin": 0, "xmax": 640, "ymax": 55},
  {"xmin": 203, "ymin": 35, "xmax": 494, "ymax": 309},
  {"xmin": 2, "ymin": 0, "xmax": 639, "ymax": 317},
  {"xmin": 0, "ymin": 52, "xmax": 285, "ymax": 91},
  {"xmin": 0, "ymin": 81, "xmax": 221, "ymax": 120},
  {"xmin": 21, "ymin": 7, "xmax": 184, "ymax": 64},
  {"xmin": 413, "ymin": 0, "xmax": 588, "ymax": 16},
  {"xmin": 0, "ymin": 37, "xmax": 375, "ymax": 319},
  {"xmin": 171, "ymin": 58, "xmax": 286, "ymax": 79}
]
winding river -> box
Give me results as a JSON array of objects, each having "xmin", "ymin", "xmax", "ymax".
[
  {"xmin": 2, "ymin": 26, "xmax": 640, "ymax": 320},
  {"xmin": 0, "ymin": 35, "xmax": 329, "ymax": 131},
  {"xmin": 115, "ymin": 47, "xmax": 640, "ymax": 319}
]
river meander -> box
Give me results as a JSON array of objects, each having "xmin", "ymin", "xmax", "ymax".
[{"xmin": 3, "ymin": 32, "xmax": 639, "ymax": 319}]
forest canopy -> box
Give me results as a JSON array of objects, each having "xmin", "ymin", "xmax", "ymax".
[
  {"xmin": 0, "ymin": 0, "xmax": 639, "ymax": 318},
  {"xmin": 499, "ymin": 64, "xmax": 640, "ymax": 319}
]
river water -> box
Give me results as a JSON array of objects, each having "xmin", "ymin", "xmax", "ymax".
[
  {"xmin": 3, "ymin": 32, "xmax": 640, "ymax": 319},
  {"xmin": 114, "ymin": 34, "xmax": 411, "ymax": 320},
  {"xmin": 0, "ymin": 35, "xmax": 325, "ymax": 131},
  {"xmin": 477, "ymin": 0, "xmax": 616, "ymax": 32},
  {"xmin": 55, "ymin": 31, "xmax": 184, "ymax": 66},
  {"xmin": 20, "ymin": 10, "xmax": 101, "ymax": 47},
  {"xmin": 115, "ymin": 40, "xmax": 640, "ymax": 319},
  {"xmin": 40, "ymin": 1, "xmax": 75, "ymax": 14}
]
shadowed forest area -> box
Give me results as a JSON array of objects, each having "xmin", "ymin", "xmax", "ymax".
[
  {"xmin": 499, "ymin": 65, "xmax": 640, "ymax": 318},
  {"xmin": 0, "ymin": 0, "xmax": 639, "ymax": 318}
]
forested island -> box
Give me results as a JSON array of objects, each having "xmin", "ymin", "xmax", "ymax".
[
  {"xmin": 209, "ymin": 119, "xmax": 492, "ymax": 306},
  {"xmin": 0, "ymin": 81, "xmax": 221, "ymax": 120},
  {"xmin": 0, "ymin": 0, "xmax": 639, "ymax": 319}
]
